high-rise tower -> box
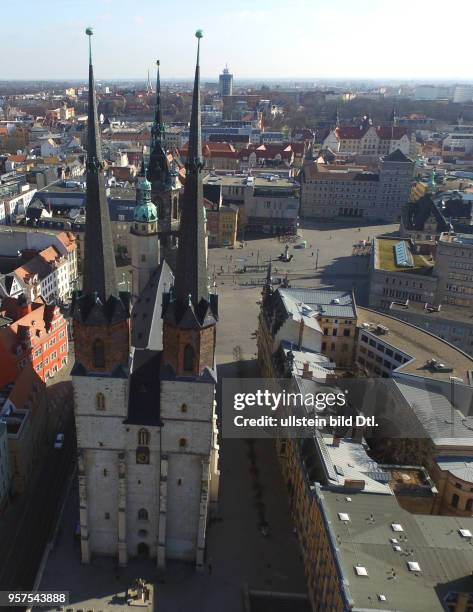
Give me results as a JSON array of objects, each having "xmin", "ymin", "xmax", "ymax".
[{"xmin": 219, "ymin": 64, "xmax": 233, "ymax": 97}]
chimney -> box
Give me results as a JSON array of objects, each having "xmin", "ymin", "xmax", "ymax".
[{"xmin": 302, "ymin": 361, "xmax": 313, "ymax": 379}]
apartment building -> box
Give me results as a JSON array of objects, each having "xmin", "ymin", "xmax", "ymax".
[
  {"xmin": 323, "ymin": 124, "xmax": 413, "ymax": 157},
  {"xmin": 0, "ymin": 297, "xmax": 69, "ymax": 386},
  {"xmin": 369, "ymin": 236, "xmax": 437, "ymax": 309},
  {"xmin": 258, "ymin": 287, "xmax": 357, "ymax": 370},
  {"xmin": 300, "ymin": 150, "xmax": 414, "ymax": 222},
  {"xmin": 435, "ymin": 232, "xmax": 473, "ymax": 309}
]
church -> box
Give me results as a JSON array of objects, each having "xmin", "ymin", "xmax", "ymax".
[{"xmin": 71, "ymin": 29, "xmax": 220, "ymax": 570}]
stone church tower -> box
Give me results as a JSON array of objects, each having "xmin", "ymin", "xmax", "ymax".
[
  {"xmin": 72, "ymin": 29, "xmax": 219, "ymax": 571},
  {"xmin": 71, "ymin": 28, "xmax": 131, "ymax": 566}
]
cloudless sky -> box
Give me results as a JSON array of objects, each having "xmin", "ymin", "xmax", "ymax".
[{"xmin": 2, "ymin": 0, "xmax": 473, "ymax": 81}]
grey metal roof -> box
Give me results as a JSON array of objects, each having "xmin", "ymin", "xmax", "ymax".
[
  {"xmin": 435, "ymin": 456, "xmax": 473, "ymax": 483},
  {"xmin": 279, "ymin": 288, "xmax": 356, "ymax": 319},
  {"xmin": 318, "ymin": 486, "xmax": 473, "ymax": 611},
  {"xmin": 394, "ymin": 378, "xmax": 473, "ymax": 446}
]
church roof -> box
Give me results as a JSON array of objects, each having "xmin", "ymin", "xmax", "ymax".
[
  {"xmin": 131, "ymin": 260, "xmax": 173, "ymax": 350},
  {"xmin": 401, "ymin": 194, "xmax": 450, "ymax": 232}
]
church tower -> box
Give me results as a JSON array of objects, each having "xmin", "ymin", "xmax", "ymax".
[
  {"xmin": 148, "ymin": 61, "xmax": 181, "ymax": 266},
  {"xmin": 71, "ymin": 28, "xmax": 131, "ymax": 566},
  {"xmin": 130, "ymin": 162, "xmax": 159, "ymax": 302},
  {"xmin": 159, "ymin": 31, "xmax": 220, "ymax": 570}
]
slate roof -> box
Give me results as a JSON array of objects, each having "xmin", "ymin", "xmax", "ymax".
[
  {"xmin": 131, "ymin": 261, "xmax": 173, "ymax": 351},
  {"xmin": 401, "ymin": 194, "xmax": 450, "ymax": 232}
]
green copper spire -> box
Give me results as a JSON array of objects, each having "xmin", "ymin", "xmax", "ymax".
[{"xmin": 428, "ymin": 168, "xmax": 437, "ymax": 193}]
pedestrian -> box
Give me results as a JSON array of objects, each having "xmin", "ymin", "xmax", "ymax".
[{"xmin": 311, "ymin": 252, "xmax": 314, "ymax": 257}]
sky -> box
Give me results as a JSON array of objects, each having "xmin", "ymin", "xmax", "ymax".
[{"xmin": 2, "ymin": 0, "xmax": 473, "ymax": 81}]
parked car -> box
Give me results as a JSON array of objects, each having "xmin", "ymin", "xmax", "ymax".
[{"xmin": 54, "ymin": 433, "xmax": 64, "ymax": 449}]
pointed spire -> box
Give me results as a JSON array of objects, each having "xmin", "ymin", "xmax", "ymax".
[
  {"xmin": 82, "ymin": 27, "xmax": 119, "ymax": 304},
  {"xmin": 333, "ymin": 105, "xmax": 340, "ymax": 128},
  {"xmin": 187, "ymin": 31, "xmax": 203, "ymax": 169},
  {"xmin": 174, "ymin": 29, "xmax": 208, "ymax": 308},
  {"xmin": 148, "ymin": 59, "xmax": 169, "ymax": 185},
  {"xmin": 152, "ymin": 60, "xmax": 164, "ymax": 144}
]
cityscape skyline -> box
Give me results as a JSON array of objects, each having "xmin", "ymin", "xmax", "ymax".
[{"xmin": 2, "ymin": 0, "xmax": 473, "ymax": 81}]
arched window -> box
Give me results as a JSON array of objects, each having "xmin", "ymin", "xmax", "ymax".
[
  {"xmin": 96, "ymin": 392, "xmax": 105, "ymax": 410},
  {"xmin": 179, "ymin": 437, "xmax": 187, "ymax": 449},
  {"xmin": 452, "ymin": 493, "xmax": 459, "ymax": 508},
  {"xmin": 466, "ymin": 498, "xmax": 473, "ymax": 512},
  {"xmin": 183, "ymin": 344, "xmax": 194, "ymax": 372},
  {"xmin": 93, "ymin": 338, "xmax": 105, "ymax": 368},
  {"xmin": 138, "ymin": 508, "xmax": 148, "ymax": 521},
  {"xmin": 181, "ymin": 403, "xmax": 188, "ymax": 413},
  {"xmin": 138, "ymin": 428, "xmax": 150, "ymax": 446}
]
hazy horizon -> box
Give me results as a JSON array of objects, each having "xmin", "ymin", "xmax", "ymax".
[{"xmin": 2, "ymin": 0, "xmax": 473, "ymax": 81}]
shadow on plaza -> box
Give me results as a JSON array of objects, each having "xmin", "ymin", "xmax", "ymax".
[{"xmin": 299, "ymin": 217, "xmax": 396, "ymax": 233}]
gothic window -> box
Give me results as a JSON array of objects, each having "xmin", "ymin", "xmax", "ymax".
[
  {"xmin": 183, "ymin": 344, "xmax": 195, "ymax": 372},
  {"xmin": 181, "ymin": 403, "xmax": 188, "ymax": 413},
  {"xmin": 138, "ymin": 428, "xmax": 150, "ymax": 446},
  {"xmin": 93, "ymin": 338, "xmax": 105, "ymax": 368},
  {"xmin": 141, "ymin": 254, "xmax": 146, "ymax": 262},
  {"xmin": 452, "ymin": 493, "xmax": 459, "ymax": 508},
  {"xmin": 96, "ymin": 392, "xmax": 105, "ymax": 410},
  {"xmin": 179, "ymin": 438, "xmax": 187, "ymax": 449},
  {"xmin": 138, "ymin": 508, "xmax": 148, "ymax": 521}
]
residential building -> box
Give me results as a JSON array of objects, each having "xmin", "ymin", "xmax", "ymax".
[
  {"xmin": 0, "ymin": 364, "xmax": 49, "ymax": 494},
  {"xmin": 300, "ymin": 150, "xmax": 414, "ymax": 222},
  {"xmin": 12, "ymin": 245, "xmax": 72, "ymax": 303},
  {"xmin": 0, "ymin": 420, "xmax": 10, "ymax": 511},
  {"xmin": 203, "ymin": 172, "xmax": 299, "ymax": 235},
  {"xmin": 179, "ymin": 142, "xmax": 239, "ymax": 170},
  {"xmin": 369, "ymin": 236, "xmax": 437, "ymax": 309},
  {"xmin": 322, "ymin": 123, "xmax": 414, "ymax": 158},
  {"xmin": 435, "ymin": 232, "xmax": 473, "ymax": 309},
  {"xmin": 258, "ymin": 286, "xmax": 357, "ymax": 371},
  {"xmin": 0, "ymin": 296, "xmax": 69, "ymax": 386}
]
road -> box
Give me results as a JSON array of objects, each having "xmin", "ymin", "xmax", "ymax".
[{"xmin": 0, "ymin": 399, "xmax": 75, "ymax": 597}]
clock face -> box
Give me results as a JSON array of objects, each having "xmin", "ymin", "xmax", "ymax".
[{"xmin": 136, "ymin": 446, "xmax": 150, "ymax": 465}]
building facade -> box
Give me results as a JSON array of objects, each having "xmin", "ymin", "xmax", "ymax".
[{"xmin": 300, "ymin": 150, "xmax": 414, "ymax": 222}]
